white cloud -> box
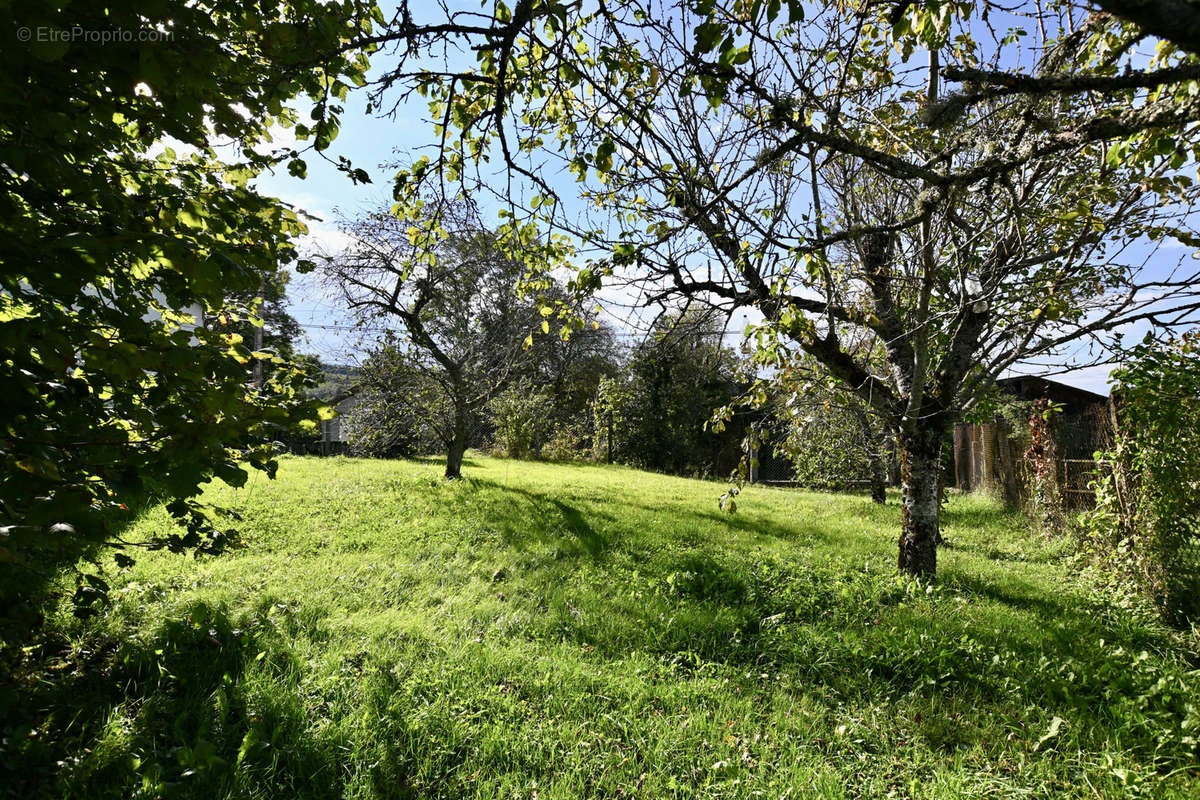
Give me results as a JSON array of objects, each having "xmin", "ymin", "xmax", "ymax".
[{"xmin": 298, "ymin": 220, "xmax": 354, "ymax": 258}]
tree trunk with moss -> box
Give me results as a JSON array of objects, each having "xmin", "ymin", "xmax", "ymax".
[{"xmin": 897, "ymin": 425, "xmax": 947, "ymax": 577}]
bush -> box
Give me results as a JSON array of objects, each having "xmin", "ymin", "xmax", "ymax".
[
  {"xmin": 343, "ymin": 389, "xmax": 428, "ymax": 458},
  {"xmin": 540, "ymin": 419, "xmax": 592, "ymax": 462},
  {"xmin": 592, "ymin": 313, "xmax": 747, "ymax": 476},
  {"xmin": 1079, "ymin": 334, "xmax": 1200, "ymax": 626},
  {"xmin": 340, "ymin": 345, "xmax": 456, "ymax": 459},
  {"xmin": 487, "ymin": 384, "xmax": 553, "ymax": 459},
  {"xmin": 777, "ymin": 397, "xmax": 891, "ymax": 492}
]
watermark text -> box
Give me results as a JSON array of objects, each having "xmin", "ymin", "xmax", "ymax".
[{"xmin": 17, "ymin": 26, "xmax": 173, "ymax": 45}]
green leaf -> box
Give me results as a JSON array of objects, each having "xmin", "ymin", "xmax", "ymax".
[
  {"xmin": 694, "ymin": 21, "xmax": 725, "ymax": 54},
  {"xmin": 1033, "ymin": 716, "xmax": 1066, "ymax": 751},
  {"xmin": 30, "ymin": 38, "xmax": 70, "ymax": 63},
  {"xmin": 595, "ymin": 137, "xmax": 615, "ymax": 173}
]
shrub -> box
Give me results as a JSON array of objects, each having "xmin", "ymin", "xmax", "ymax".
[
  {"xmin": 487, "ymin": 384, "xmax": 553, "ymax": 459},
  {"xmin": 777, "ymin": 398, "xmax": 892, "ymax": 493},
  {"xmin": 1079, "ymin": 334, "xmax": 1200, "ymax": 626},
  {"xmin": 1025, "ymin": 398, "xmax": 1066, "ymax": 532},
  {"xmin": 540, "ymin": 419, "xmax": 592, "ymax": 462},
  {"xmin": 591, "ymin": 312, "xmax": 747, "ymax": 476},
  {"xmin": 343, "ymin": 389, "xmax": 428, "ymax": 458}
]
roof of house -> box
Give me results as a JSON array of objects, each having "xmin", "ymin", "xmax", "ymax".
[
  {"xmin": 328, "ymin": 384, "xmax": 361, "ymax": 406},
  {"xmin": 995, "ymin": 375, "xmax": 1108, "ymax": 409}
]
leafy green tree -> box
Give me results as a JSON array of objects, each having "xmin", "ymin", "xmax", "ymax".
[
  {"xmin": 324, "ymin": 200, "xmax": 544, "ymax": 478},
  {"xmin": 597, "ymin": 312, "xmax": 746, "ymax": 477},
  {"xmin": 309, "ymin": 362, "xmax": 361, "ymax": 402},
  {"xmin": 487, "ymin": 383, "xmax": 554, "ymax": 458},
  {"xmin": 363, "ymin": 0, "xmax": 1200, "ymax": 577},
  {"xmin": 522, "ymin": 297, "xmax": 622, "ymax": 427},
  {"xmin": 342, "ymin": 344, "xmax": 440, "ymax": 458},
  {"xmin": 228, "ymin": 271, "xmax": 311, "ymax": 384},
  {"xmin": 772, "ymin": 385, "xmax": 893, "ymax": 503},
  {"xmin": 0, "ymin": 0, "xmax": 374, "ymax": 630}
]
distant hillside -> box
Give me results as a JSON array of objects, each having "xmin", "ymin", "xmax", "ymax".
[{"xmin": 308, "ymin": 362, "xmax": 359, "ymax": 400}]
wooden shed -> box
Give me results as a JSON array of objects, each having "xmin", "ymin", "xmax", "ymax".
[{"xmin": 953, "ymin": 376, "xmax": 1113, "ymax": 506}]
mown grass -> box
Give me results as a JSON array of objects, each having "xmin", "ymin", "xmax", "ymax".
[{"xmin": 5, "ymin": 455, "xmax": 1199, "ymax": 798}]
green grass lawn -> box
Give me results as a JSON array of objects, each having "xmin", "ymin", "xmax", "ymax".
[{"xmin": 8, "ymin": 455, "xmax": 1200, "ymax": 798}]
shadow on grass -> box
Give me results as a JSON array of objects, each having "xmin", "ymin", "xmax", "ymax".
[
  {"xmin": 1, "ymin": 600, "xmax": 423, "ymax": 800},
  {"xmin": 471, "ymin": 479, "xmax": 839, "ymax": 560},
  {"xmin": 940, "ymin": 568, "xmax": 1074, "ymax": 617},
  {"xmin": 689, "ymin": 509, "xmax": 841, "ymax": 545},
  {"xmin": 471, "ymin": 479, "xmax": 609, "ymax": 559},
  {"xmin": 0, "ymin": 497, "xmax": 159, "ymax": 713},
  {"xmin": 450, "ymin": 479, "xmax": 1189, "ymax": 746},
  {"xmin": 940, "ymin": 500, "xmax": 1023, "ymax": 530},
  {"xmin": 409, "ymin": 454, "xmax": 481, "ymax": 469}
]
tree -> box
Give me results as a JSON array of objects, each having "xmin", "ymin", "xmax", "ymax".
[
  {"xmin": 309, "ymin": 362, "xmax": 361, "ymax": 402},
  {"xmin": 344, "ymin": 296, "xmax": 619, "ymax": 462},
  {"xmin": 357, "ymin": 0, "xmax": 1200, "ymax": 577},
  {"xmin": 521, "ymin": 295, "xmax": 622, "ymax": 427},
  {"xmin": 487, "ymin": 382, "xmax": 554, "ymax": 458},
  {"xmin": 323, "ymin": 200, "xmax": 541, "ymax": 478},
  {"xmin": 342, "ymin": 344, "xmax": 439, "ymax": 458},
  {"xmin": 597, "ymin": 311, "xmax": 746, "ymax": 477},
  {"xmin": 0, "ymin": 0, "xmax": 374, "ymax": 629},
  {"xmin": 228, "ymin": 271, "xmax": 311, "ymax": 384},
  {"xmin": 771, "ymin": 364, "xmax": 893, "ymax": 504}
]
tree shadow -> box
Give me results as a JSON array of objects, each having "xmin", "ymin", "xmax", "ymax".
[
  {"xmin": 688, "ymin": 509, "xmax": 839, "ymax": 545},
  {"xmin": 1, "ymin": 600, "xmax": 418, "ymax": 800},
  {"xmin": 451, "ymin": 480, "xmax": 1187, "ymax": 742},
  {"xmin": 939, "ymin": 569, "xmax": 1074, "ymax": 618},
  {"xmin": 949, "ymin": 540, "xmax": 1058, "ymax": 565},
  {"xmin": 470, "ymin": 479, "xmax": 609, "ymax": 559},
  {"xmin": 0, "ymin": 497, "xmax": 159, "ymax": 696},
  {"xmin": 940, "ymin": 501, "xmax": 1023, "ymax": 530},
  {"xmin": 409, "ymin": 454, "xmax": 481, "ymax": 469}
]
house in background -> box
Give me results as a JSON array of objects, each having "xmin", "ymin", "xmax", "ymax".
[
  {"xmin": 284, "ymin": 386, "xmax": 360, "ymax": 456},
  {"xmin": 953, "ymin": 375, "xmax": 1113, "ymax": 506},
  {"xmin": 315, "ymin": 387, "xmax": 360, "ymax": 455}
]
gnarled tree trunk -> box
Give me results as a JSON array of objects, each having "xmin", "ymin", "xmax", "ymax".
[{"xmin": 897, "ymin": 425, "xmax": 946, "ymax": 577}]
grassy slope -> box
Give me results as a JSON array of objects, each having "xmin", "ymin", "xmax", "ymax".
[{"xmin": 13, "ymin": 456, "xmax": 1200, "ymax": 799}]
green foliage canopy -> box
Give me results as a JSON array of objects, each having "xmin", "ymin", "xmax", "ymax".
[
  {"xmin": 488, "ymin": 382, "xmax": 554, "ymax": 458},
  {"xmin": 595, "ymin": 312, "xmax": 746, "ymax": 477},
  {"xmin": 0, "ymin": 0, "xmax": 376, "ymax": 621}
]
